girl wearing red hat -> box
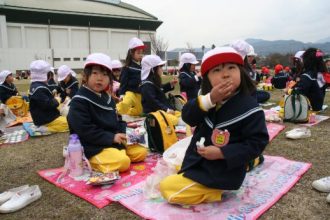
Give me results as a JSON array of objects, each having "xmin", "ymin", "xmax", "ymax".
[
  {"xmin": 160, "ymin": 47, "xmax": 268, "ymax": 205},
  {"xmin": 117, "ymin": 37, "xmax": 145, "ymax": 116},
  {"xmin": 271, "ymin": 64, "xmax": 291, "ymax": 89},
  {"xmin": 67, "ymin": 53, "xmax": 147, "ymax": 173}
]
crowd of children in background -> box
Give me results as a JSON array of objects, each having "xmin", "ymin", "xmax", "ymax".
[{"xmin": 0, "ymin": 36, "xmax": 330, "ymax": 207}]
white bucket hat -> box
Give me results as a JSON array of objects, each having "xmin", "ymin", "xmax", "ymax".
[
  {"xmin": 141, "ymin": 55, "xmax": 166, "ymax": 81},
  {"xmin": 84, "ymin": 53, "xmax": 112, "ymax": 72},
  {"xmin": 128, "ymin": 37, "xmax": 146, "ymax": 50},
  {"xmin": 111, "ymin": 60, "xmax": 122, "ymax": 69},
  {"xmin": 30, "ymin": 60, "xmax": 51, "ymax": 82},
  {"xmin": 0, "ymin": 70, "xmax": 12, "ymax": 84},
  {"xmin": 294, "ymin": 51, "xmax": 305, "ymax": 62},
  {"xmin": 230, "ymin": 40, "xmax": 251, "ymax": 58},
  {"xmin": 179, "ymin": 53, "xmax": 199, "ymax": 70},
  {"xmin": 201, "ymin": 47, "xmax": 243, "ymax": 76},
  {"xmin": 247, "ymin": 45, "xmax": 257, "ymax": 57},
  {"xmin": 57, "ymin": 65, "xmax": 77, "ymax": 82}
]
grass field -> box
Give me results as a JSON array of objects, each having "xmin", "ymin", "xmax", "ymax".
[{"xmin": 0, "ymin": 78, "xmax": 329, "ymax": 220}]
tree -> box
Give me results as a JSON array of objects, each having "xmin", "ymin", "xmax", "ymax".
[
  {"xmin": 186, "ymin": 42, "xmax": 195, "ymax": 53},
  {"xmin": 149, "ymin": 34, "xmax": 169, "ymax": 59},
  {"xmin": 211, "ymin": 44, "xmax": 216, "ymax": 49}
]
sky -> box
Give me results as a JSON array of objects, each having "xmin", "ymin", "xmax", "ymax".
[{"xmin": 123, "ymin": 0, "xmax": 330, "ymax": 50}]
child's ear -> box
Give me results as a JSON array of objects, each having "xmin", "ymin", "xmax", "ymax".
[{"xmin": 81, "ymin": 73, "xmax": 87, "ymax": 85}]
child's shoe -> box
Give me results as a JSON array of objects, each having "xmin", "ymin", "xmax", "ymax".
[
  {"xmin": 285, "ymin": 127, "xmax": 311, "ymax": 139},
  {"xmin": 312, "ymin": 176, "xmax": 330, "ymax": 192},
  {"xmin": 0, "ymin": 185, "xmax": 29, "ymax": 205}
]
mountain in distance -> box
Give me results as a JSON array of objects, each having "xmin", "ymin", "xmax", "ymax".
[
  {"xmin": 245, "ymin": 38, "xmax": 330, "ymax": 56},
  {"xmin": 169, "ymin": 38, "xmax": 330, "ymax": 57}
]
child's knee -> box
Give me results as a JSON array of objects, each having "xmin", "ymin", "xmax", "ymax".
[
  {"xmin": 126, "ymin": 145, "xmax": 147, "ymax": 162},
  {"xmin": 117, "ymin": 155, "xmax": 131, "ymax": 172}
]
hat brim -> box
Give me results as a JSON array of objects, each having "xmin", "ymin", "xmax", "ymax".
[
  {"xmin": 84, "ymin": 62, "xmax": 112, "ymax": 72},
  {"xmin": 133, "ymin": 45, "xmax": 147, "ymax": 50},
  {"xmin": 201, "ymin": 53, "xmax": 243, "ymax": 75}
]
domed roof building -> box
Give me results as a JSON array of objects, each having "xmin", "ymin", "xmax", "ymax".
[{"xmin": 0, "ymin": 0, "xmax": 162, "ymax": 72}]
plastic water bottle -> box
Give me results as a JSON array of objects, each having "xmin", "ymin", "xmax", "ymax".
[{"xmin": 67, "ymin": 134, "xmax": 84, "ymax": 177}]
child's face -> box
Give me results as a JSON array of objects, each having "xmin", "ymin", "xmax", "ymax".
[
  {"xmin": 63, "ymin": 74, "xmax": 71, "ymax": 84},
  {"xmin": 86, "ymin": 65, "xmax": 110, "ymax": 93},
  {"xmin": 5, "ymin": 74, "xmax": 14, "ymax": 84},
  {"xmin": 247, "ymin": 55, "xmax": 255, "ymax": 64},
  {"xmin": 132, "ymin": 49, "xmax": 144, "ymax": 62},
  {"xmin": 208, "ymin": 63, "xmax": 241, "ymax": 92},
  {"xmin": 156, "ymin": 66, "xmax": 163, "ymax": 76},
  {"xmin": 112, "ymin": 69, "xmax": 121, "ymax": 79},
  {"xmin": 190, "ymin": 64, "xmax": 196, "ymax": 72}
]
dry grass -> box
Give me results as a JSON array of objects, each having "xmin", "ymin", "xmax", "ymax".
[{"xmin": 0, "ymin": 80, "xmax": 329, "ymax": 220}]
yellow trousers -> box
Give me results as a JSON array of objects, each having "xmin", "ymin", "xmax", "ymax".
[
  {"xmin": 46, "ymin": 116, "xmax": 69, "ymax": 133},
  {"xmin": 89, "ymin": 144, "xmax": 148, "ymax": 173},
  {"xmin": 116, "ymin": 91, "xmax": 142, "ymax": 116},
  {"xmin": 160, "ymin": 173, "xmax": 222, "ymax": 205}
]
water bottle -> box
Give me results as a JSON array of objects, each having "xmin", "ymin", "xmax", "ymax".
[{"xmin": 67, "ymin": 134, "xmax": 84, "ymax": 177}]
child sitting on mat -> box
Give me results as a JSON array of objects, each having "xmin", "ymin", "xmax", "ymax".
[
  {"xmin": 160, "ymin": 47, "xmax": 269, "ymax": 205},
  {"xmin": 29, "ymin": 60, "xmax": 69, "ymax": 133},
  {"xmin": 67, "ymin": 53, "xmax": 147, "ymax": 173}
]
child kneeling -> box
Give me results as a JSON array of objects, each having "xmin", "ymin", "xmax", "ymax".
[
  {"xmin": 160, "ymin": 47, "xmax": 269, "ymax": 205},
  {"xmin": 67, "ymin": 53, "xmax": 147, "ymax": 173}
]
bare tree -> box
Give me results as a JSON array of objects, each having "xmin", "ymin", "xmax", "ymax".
[
  {"xmin": 186, "ymin": 42, "xmax": 195, "ymax": 53},
  {"xmin": 149, "ymin": 33, "xmax": 169, "ymax": 58}
]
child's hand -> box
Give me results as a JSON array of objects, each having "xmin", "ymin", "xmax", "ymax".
[
  {"xmin": 114, "ymin": 133, "xmax": 127, "ymax": 145},
  {"xmin": 65, "ymin": 88, "xmax": 71, "ymax": 95},
  {"xmin": 166, "ymin": 109, "xmax": 175, "ymax": 115},
  {"xmin": 210, "ymin": 79, "xmax": 234, "ymax": 104},
  {"xmin": 197, "ymin": 145, "xmax": 224, "ymax": 160}
]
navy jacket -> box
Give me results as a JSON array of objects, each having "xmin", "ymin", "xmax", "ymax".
[
  {"xmin": 179, "ymin": 71, "xmax": 201, "ymax": 100},
  {"xmin": 47, "ymin": 78, "xmax": 60, "ymax": 94},
  {"xmin": 67, "ymin": 86, "xmax": 126, "ymax": 159},
  {"xmin": 140, "ymin": 81, "xmax": 174, "ymax": 113},
  {"xmin": 59, "ymin": 76, "xmax": 79, "ymax": 102},
  {"xmin": 119, "ymin": 62, "xmax": 141, "ymax": 95},
  {"xmin": 29, "ymin": 82, "xmax": 60, "ymax": 126},
  {"xmin": 179, "ymin": 92, "xmax": 269, "ymax": 190},
  {"xmin": 294, "ymin": 72, "xmax": 325, "ymax": 111},
  {"xmin": 271, "ymin": 72, "xmax": 290, "ymax": 89},
  {"xmin": 0, "ymin": 82, "xmax": 18, "ymax": 103}
]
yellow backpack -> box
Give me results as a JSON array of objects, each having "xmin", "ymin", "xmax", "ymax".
[
  {"xmin": 5, "ymin": 96, "xmax": 29, "ymax": 117},
  {"xmin": 145, "ymin": 110, "xmax": 178, "ymax": 153}
]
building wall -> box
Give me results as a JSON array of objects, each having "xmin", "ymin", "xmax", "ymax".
[{"xmin": 0, "ymin": 19, "xmax": 155, "ymax": 72}]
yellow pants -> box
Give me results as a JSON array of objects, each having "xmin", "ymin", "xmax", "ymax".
[
  {"xmin": 116, "ymin": 91, "xmax": 142, "ymax": 116},
  {"xmin": 160, "ymin": 173, "xmax": 222, "ymax": 205},
  {"xmin": 89, "ymin": 144, "xmax": 148, "ymax": 173},
  {"xmin": 46, "ymin": 116, "xmax": 69, "ymax": 133}
]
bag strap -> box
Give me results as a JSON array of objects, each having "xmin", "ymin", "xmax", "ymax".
[
  {"xmin": 158, "ymin": 110, "xmax": 170, "ymax": 127},
  {"xmin": 145, "ymin": 114, "xmax": 158, "ymax": 152}
]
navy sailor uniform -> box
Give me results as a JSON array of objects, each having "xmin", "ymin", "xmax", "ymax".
[
  {"xmin": 59, "ymin": 76, "xmax": 79, "ymax": 102},
  {"xmin": 179, "ymin": 71, "xmax": 201, "ymax": 100},
  {"xmin": 0, "ymin": 82, "xmax": 18, "ymax": 103},
  {"xmin": 180, "ymin": 91, "xmax": 269, "ymax": 190},
  {"xmin": 67, "ymin": 86, "xmax": 126, "ymax": 159},
  {"xmin": 119, "ymin": 61, "xmax": 141, "ymax": 96},
  {"xmin": 140, "ymin": 80, "xmax": 174, "ymax": 113},
  {"xmin": 29, "ymin": 82, "xmax": 60, "ymax": 126}
]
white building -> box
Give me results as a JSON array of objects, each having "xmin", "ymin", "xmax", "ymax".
[{"xmin": 0, "ymin": 0, "xmax": 162, "ymax": 73}]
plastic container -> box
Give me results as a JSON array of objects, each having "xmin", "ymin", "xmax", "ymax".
[{"xmin": 67, "ymin": 134, "xmax": 84, "ymax": 177}]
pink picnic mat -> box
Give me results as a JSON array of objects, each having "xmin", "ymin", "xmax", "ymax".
[
  {"xmin": 38, "ymin": 154, "xmax": 160, "ymax": 208},
  {"xmin": 302, "ymin": 115, "xmax": 329, "ymax": 127},
  {"xmin": 266, "ymin": 122, "xmax": 285, "ymax": 141},
  {"xmin": 107, "ymin": 156, "xmax": 311, "ymax": 220}
]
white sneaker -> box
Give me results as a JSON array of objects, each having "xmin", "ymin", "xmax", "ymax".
[
  {"xmin": 312, "ymin": 176, "xmax": 330, "ymax": 193},
  {"xmin": 0, "ymin": 185, "xmax": 42, "ymax": 213},
  {"xmin": 0, "ymin": 185, "xmax": 29, "ymax": 205},
  {"xmin": 327, "ymin": 193, "xmax": 330, "ymax": 203},
  {"xmin": 285, "ymin": 127, "xmax": 311, "ymax": 139}
]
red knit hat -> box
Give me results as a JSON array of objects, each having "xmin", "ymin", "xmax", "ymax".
[
  {"xmin": 274, "ymin": 64, "xmax": 283, "ymax": 74},
  {"xmin": 201, "ymin": 47, "xmax": 243, "ymax": 76}
]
